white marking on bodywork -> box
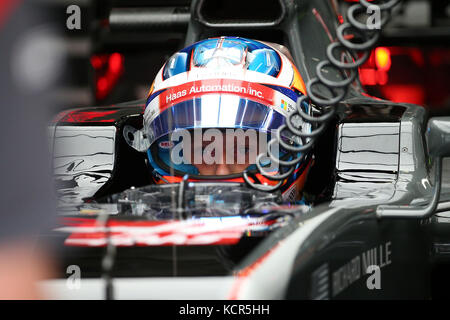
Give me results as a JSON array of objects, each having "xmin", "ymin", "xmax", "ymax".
[{"xmin": 231, "ymin": 208, "xmax": 340, "ymax": 299}]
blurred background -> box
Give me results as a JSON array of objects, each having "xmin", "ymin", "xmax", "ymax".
[{"xmin": 44, "ymin": 0, "xmax": 449, "ymax": 115}]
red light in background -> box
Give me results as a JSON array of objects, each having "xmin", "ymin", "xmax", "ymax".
[
  {"xmin": 97, "ymin": 77, "xmax": 108, "ymax": 92},
  {"xmin": 380, "ymin": 85, "xmax": 425, "ymax": 105},
  {"xmin": 90, "ymin": 55, "xmax": 104, "ymax": 70},
  {"xmin": 359, "ymin": 69, "xmax": 388, "ymax": 86},
  {"xmin": 360, "ymin": 47, "xmax": 392, "ymax": 86},
  {"xmin": 375, "ymin": 47, "xmax": 391, "ymax": 71},
  {"xmin": 109, "ymin": 53, "xmax": 124, "ymax": 74},
  {"xmin": 377, "ymin": 70, "xmax": 388, "ymax": 85},
  {"xmin": 91, "ymin": 53, "xmax": 124, "ymax": 101},
  {"xmin": 360, "ymin": 47, "xmax": 450, "ymax": 109},
  {"xmin": 359, "ymin": 69, "xmax": 377, "ymax": 86}
]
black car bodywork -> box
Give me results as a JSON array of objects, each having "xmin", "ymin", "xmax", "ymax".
[{"xmin": 42, "ymin": 0, "xmax": 450, "ymax": 299}]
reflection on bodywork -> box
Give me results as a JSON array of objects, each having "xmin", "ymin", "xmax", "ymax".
[
  {"xmin": 333, "ymin": 121, "xmax": 400, "ymax": 204},
  {"xmin": 50, "ymin": 126, "xmax": 116, "ymax": 204}
]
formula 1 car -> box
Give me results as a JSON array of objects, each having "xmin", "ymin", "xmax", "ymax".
[{"xmin": 40, "ymin": 0, "xmax": 450, "ymax": 299}]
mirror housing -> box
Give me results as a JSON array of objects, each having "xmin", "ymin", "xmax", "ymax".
[
  {"xmin": 123, "ymin": 125, "xmax": 150, "ymax": 153},
  {"xmin": 377, "ymin": 117, "xmax": 450, "ymax": 219},
  {"xmin": 427, "ymin": 117, "xmax": 450, "ymax": 158}
]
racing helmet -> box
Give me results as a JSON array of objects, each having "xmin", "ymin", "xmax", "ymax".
[{"xmin": 143, "ymin": 37, "xmax": 312, "ymax": 201}]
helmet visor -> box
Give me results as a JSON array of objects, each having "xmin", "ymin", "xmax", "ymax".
[
  {"xmin": 145, "ymin": 94, "xmax": 297, "ymax": 145},
  {"xmin": 144, "ymin": 87, "xmax": 303, "ymax": 178}
]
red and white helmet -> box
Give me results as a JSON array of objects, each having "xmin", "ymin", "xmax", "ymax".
[{"xmin": 143, "ymin": 36, "xmax": 312, "ymax": 201}]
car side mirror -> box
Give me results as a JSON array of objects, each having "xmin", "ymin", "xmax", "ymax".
[
  {"xmin": 427, "ymin": 117, "xmax": 450, "ymax": 158},
  {"xmin": 123, "ymin": 125, "xmax": 150, "ymax": 152},
  {"xmin": 377, "ymin": 117, "xmax": 450, "ymax": 218}
]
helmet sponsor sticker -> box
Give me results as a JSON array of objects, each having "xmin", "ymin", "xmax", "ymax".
[
  {"xmin": 159, "ymin": 79, "xmax": 271, "ymax": 107},
  {"xmin": 159, "ymin": 141, "xmax": 174, "ymax": 149},
  {"xmin": 145, "ymin": 79, "xmax": 296, "ymax": 124}
]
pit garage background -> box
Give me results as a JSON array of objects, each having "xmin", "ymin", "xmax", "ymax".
[
  {"xmin": 42, "ymin": 0, "xmax": 450, "ymax": 191},
  {"xmin": 41, "ymin": 0, "xmax": 449, "ymax": 114}
]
